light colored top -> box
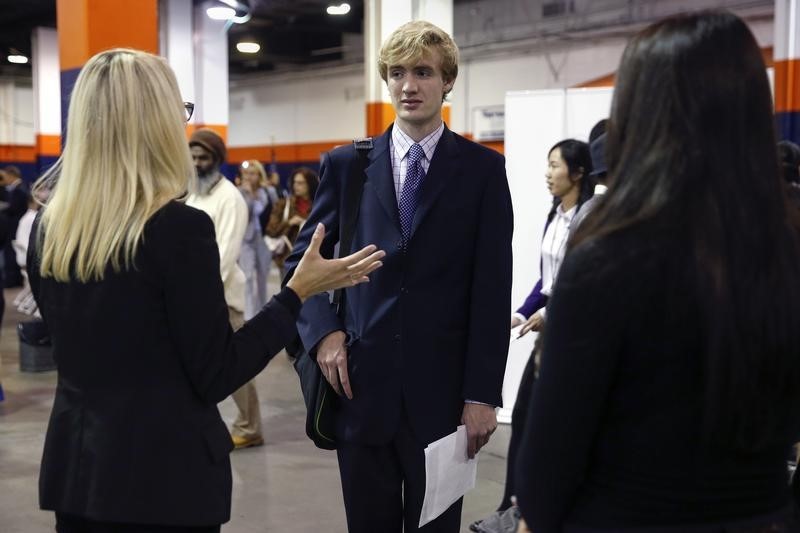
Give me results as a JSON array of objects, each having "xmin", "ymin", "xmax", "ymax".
[
  {"xmin": 569, "ymin": 184, "xmax": 608, "ymax": 237},
  {"xmin": 539, "ymin": 203, "xmax": 577, "ymax": 319},
  {"xmin": 390, "ymin": 122, "xmax": 444, "ymax": 201},
  {"xmin": 15, "ymin": 207, "xmax": 37, "ymax": 267},
  {"xmin": 187, "ymin": 177, "xmax": 248, "ymax": 313},
  {"xmin": 241, "ymin": 187, "xmax": 268, "ymax": 243}
]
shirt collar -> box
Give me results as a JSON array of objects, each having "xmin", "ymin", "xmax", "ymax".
[
  {"xmin": 556, "ymin": 203, "xmax": 577, "ymax": 221},
  {"xmin": 392, "ymin": 122, "xmax": 445, "ymax": 162},
  {"xmin": 595, "ymin": 184, "xmax": 608, "ymax": 195}
]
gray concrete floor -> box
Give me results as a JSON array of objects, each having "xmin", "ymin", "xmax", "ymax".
[{"xmin": 0, "ymin": 282, "xmax": 510, "ymax": 532}]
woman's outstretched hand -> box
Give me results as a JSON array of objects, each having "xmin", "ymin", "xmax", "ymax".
[{"xmin": 286, "ymin": 223, "xmax": 385, "ymax": 302}]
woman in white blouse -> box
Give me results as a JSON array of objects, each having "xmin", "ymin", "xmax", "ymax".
[
  {"xmin": 473, "ymin": 139, "xmax": 594, "ymax": 529},
  {"xmin": 513, "ymin": 139, "xmax": 594, "ymax": 336}
]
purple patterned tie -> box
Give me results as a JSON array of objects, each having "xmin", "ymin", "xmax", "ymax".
[{"xmin": 399, "ymin": 143, "xmax": 425, "ymax": 243}]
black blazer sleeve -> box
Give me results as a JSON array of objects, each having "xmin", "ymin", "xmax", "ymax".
[
  {"xmin": 160, "ymin": 206, "xmax": 301, "ymax": 404},
  {"xmin": 514, "ymin": 241, "xmax": 629, "ymax": 532}
]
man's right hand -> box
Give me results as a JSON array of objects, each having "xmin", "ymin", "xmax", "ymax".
[{"xmin": 316, "ymin": 330, "xmax": 352, "ymax": 399}]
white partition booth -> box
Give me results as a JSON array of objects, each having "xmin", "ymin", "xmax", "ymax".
[{"xmin": 497, "ymin": 87, "xmax": 614, "ymax": 423}]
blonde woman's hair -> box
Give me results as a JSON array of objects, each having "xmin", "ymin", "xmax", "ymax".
[
  {"xmin": 377, "ymin": 20, "xmax": 459, "ymax": 100},
  {"xmin": 241, "ymin": 159, "xmax": 267, "ymax": 188},
  {"xmin": 35, "ymin": 48, "xmax": 193, "ymax": 282}
]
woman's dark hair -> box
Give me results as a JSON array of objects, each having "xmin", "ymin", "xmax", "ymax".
[
  {"xmin": 291, "ymin": 166, "xmax": 320, "ymax": 201},
  {"xmin": 549, "ymin": 139, "xmax": 594, "ymax": 210},
  {"xmin": 573, "ymin": 11, "xmax": 800, "ymax": 450}
]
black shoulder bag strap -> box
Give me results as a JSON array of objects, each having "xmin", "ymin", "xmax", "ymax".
[{"xmin": 332, "ymin": 137, "xmax": 372, "ymax": 314}]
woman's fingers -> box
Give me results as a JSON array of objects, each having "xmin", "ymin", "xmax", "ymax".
[
  {"xmin": 341, "ymin": 244, "xmax": 379, "ymax": 265},
  {"xmin": 306, "ymin": 223, "xmax": 325, "ymax": 256}
]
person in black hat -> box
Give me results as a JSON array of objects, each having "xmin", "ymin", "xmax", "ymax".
[
  {"xmin": 778, "ymin": 139, "xmax": 800, "ymax": 210},
  {"xmin": 570, "ymin": 127, "xmax": 609, "ymax": 234}
]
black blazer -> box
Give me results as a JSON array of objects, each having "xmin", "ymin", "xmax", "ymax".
[
  {"xmin": 28, "ymin": 201, "xmax": 301, "ymax": 527},
  {"xmin": 285, "ymin": 125, "xmax": 514, "ymax": 446}
]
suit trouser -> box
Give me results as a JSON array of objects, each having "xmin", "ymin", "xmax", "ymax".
[
  {"xmin": 239, "ymin": 239, "xmax": 271, "ymax": 321},
  {"xmin": 227, "ymin": 308, "xmax": 262, "ymax": 439},
  {"xmin": 336, "ymin": 411, "xmax": 463, "ymax": 533}
]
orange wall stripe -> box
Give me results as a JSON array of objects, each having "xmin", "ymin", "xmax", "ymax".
[
  {"xmin": 574, "ymin": 73, "xmax": 615, "ymax": 88},
  {"xmin": 36, "ymin": 134, "xmax": 61, "ymax": 157},
  {"xmin": 229, "ymin": 141, "xmax": 350, "ymax": 165},
  {"xmin": 57, "ymin": 0, "xmax": 158, "ymax": 71},
  {"xmin": 0, "ymin": 145, "xmax": 37, "ymax": 163},
  {"xmin": 366, "ymin": 102, "xmax": 394, "ymax": 137},
  {"xmin": 366, "ymin": 102, "xmax": 453, "ymax": 137},
  {"xmin": 775, "ymin": 59, "xmax": 800, "ymax": 113},
  {"xmin": 229, "ymin": 137, "xmax": 504, "ymax": 165}
]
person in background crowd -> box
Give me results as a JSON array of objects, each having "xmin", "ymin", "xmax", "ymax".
[
  {"xmin": 186, "ymin": 129, "xmax": 261, "ymax": 450},
  {"xmin": 471, "ymin": 139, "xmax": 592, "ymax": 533},
  {"xmin": 513, "ymin": 139, "xmax": 593, "ymax": 337},
  {"xmin": 265, "ymin": 167, "xmax": 319, "ymax": 279},
  {"xmin": 778, "ymin": 139, "xmax": 800, "ymax": 209},
  {"xmin": 1, "ymin": 165, "xmax": 30, "ymax": 287},
  {"xmin": 28, "ymin": 48, "xmax": 384, "ymax": 533},
  {"xmin": 516, "ymin": 11, "xmax": 800, "ymax": 532},
  {"xmin": 284, "ymin": 20, "xmax": 513, "ymax": 532},
  {"xmin": 570, "ymin": 123, "xmax": 609, "ymax": 234},
  {"xmin": 238, "ymin": 159, "xmax": 272, "ymax": 321}
]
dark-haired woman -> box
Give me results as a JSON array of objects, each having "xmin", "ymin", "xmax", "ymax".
[
  {"xmin": 471, "ymin": 140, "xmax": 592, "ymax": 532},
  {"xmin": 265, "ymin": 167, "xmax": 320, "ymax": 278},
  {"xmin": 516, "ymin": 11, "xmax": 800, "ymax": 533},
  {"xmin": 513, "ymin": 139, "xmax": 594, "ymax": 337}
]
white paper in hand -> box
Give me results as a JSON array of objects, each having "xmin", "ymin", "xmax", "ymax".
[{"xmin": 419, "ymin": 425, "xmax": 478, "ymax": 528}]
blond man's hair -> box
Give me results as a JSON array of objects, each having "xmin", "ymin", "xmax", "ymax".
[
  {"xmin": 241, "ymin": 159, "xmax": 268, "ymax": 188},
  {"xmin": 378, "ymin": 20, "xmax": 459, "ymax": 99},
  {"xmin": 35, "ymin": 48, "xmax": 193, "ymax": 282}
]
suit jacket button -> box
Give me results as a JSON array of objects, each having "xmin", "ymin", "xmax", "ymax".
[
  {"xmin": 394, "ymin": 334, "xmax": 401, "ymax": 341},
  {"xmin": 396, "ymin": 240, "xmax": 403, "ymax": 249}
]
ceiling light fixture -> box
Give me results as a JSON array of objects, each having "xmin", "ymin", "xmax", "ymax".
[
  {"xmin": 7, "ymin": 54, "xmax": 28, "ymax": 64},
  {"xmin": 208, "ymin": 0, "xmax": 252, "ymax": 24},
  {"xmin": 207, "ymin": 6, "xmax": 236, "ymax": 20},
  {"xmin": 236, "ymin": 41, "xmax": 260, "ymax": 54},
  {"xmin": 327, "ymin": 3, "xmax": 351, "ymax": 15}
]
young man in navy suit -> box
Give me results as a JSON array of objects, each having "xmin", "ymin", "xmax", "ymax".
[{"xmin": 285, "ymin": 20, "xmax": 513, "ymax": 532}]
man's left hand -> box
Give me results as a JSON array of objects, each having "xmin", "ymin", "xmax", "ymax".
[{"xmin": 461, "ymin": 403, "xmax": 497, "ymax": 459}]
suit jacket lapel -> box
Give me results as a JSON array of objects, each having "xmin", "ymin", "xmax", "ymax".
[
  {"xmin": 363, "ymin": 128, "xmax": 401, "ymax": 232},
  {"xmin": 410, "ymin": 126, "xmax": 460, "ymax": 239}
]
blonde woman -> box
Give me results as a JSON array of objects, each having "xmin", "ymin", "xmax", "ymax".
[
  {"xmin": 29, "ymin": 49, "xmax": 383, "ymax": 533},
  {"xmin": 238, "ymin": 159, "xmax": 272, "ymax": 320}
]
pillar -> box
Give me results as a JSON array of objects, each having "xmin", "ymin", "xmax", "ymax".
[
  {"xmin": 56, "ymin": 0, "xmax": 159, "ymax": 141},
  {"xmin": 775, "ymin": 0, "xmax": 800, "ymax": 142},
  {"xmin": 32, "ymin": 27, "xmax": 60, "ymax": 174}
]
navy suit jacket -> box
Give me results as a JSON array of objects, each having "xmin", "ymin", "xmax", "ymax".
[{"xmin": 285, "ymin": 125, "xmax": 513, "ymax": 446}]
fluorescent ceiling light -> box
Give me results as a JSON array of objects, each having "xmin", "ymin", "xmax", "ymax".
[
  {"xmin": 7, "ymin": 55, "xmax": 28, "ymax": 64},
  {"xmin": 327, "ymin": 3, "xmax": 351, "ymax": 15},
  {"xmin": 236, "ymin": 41, "xmax": 260, "ymax": 53},
  {"xmin": 207, "ymin": 6, "xmax": 236, "ymax": 20}
]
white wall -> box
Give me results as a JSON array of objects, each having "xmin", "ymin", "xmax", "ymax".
[
  {"xmin": 228, "ymin": 66, "xmax": 365, "ymax": 146},
  {"xmin": 0, "ymin": 81, "xmax": 35, "ymax": 145},
  {"xmin": 227, "ymin": 17, "xmax": 773, "ymax": 147}
]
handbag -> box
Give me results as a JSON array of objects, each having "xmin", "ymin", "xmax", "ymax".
[{"xmin": 289, "ymin": 138, "xmax": 373, "ymax": 450}]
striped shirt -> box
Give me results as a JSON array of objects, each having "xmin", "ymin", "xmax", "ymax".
[{"xmin": 390, "ymin": 122, "xmax": 445, "ymax": 203}]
